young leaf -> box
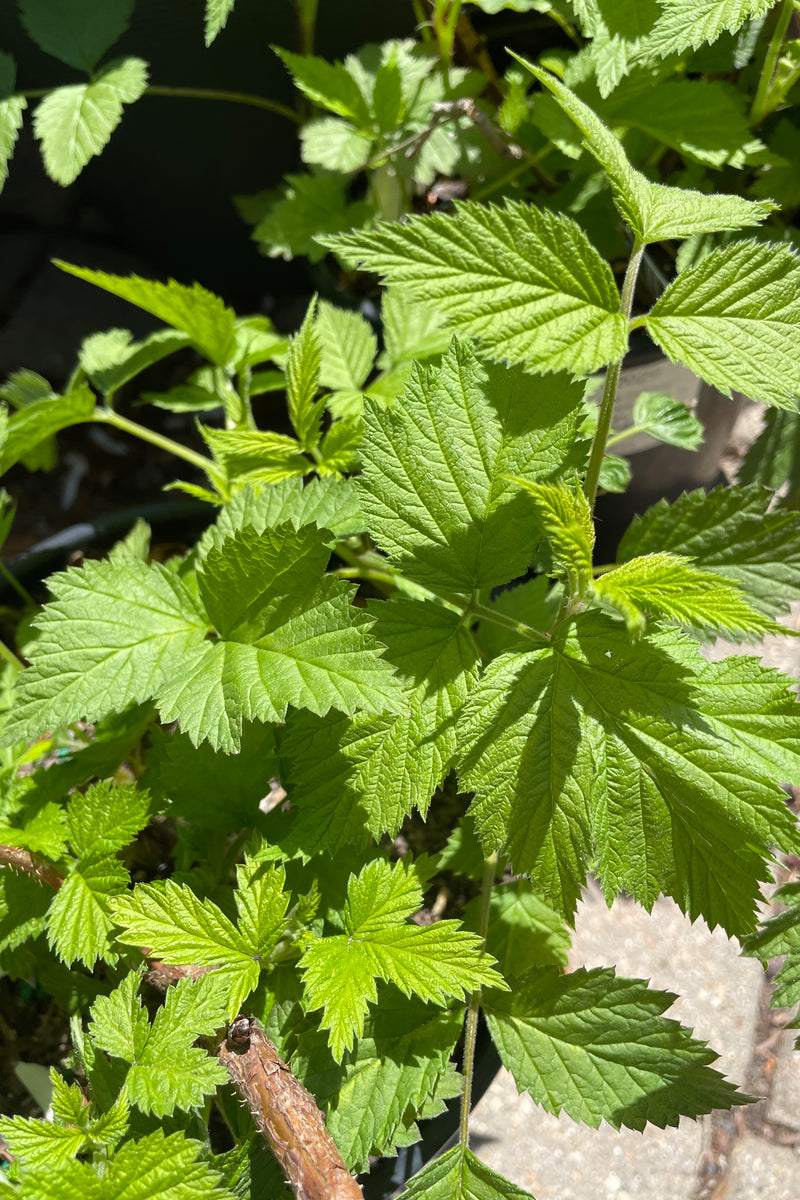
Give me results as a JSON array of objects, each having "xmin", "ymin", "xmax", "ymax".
[
  {"xmin": 274, "ymin": 47, "xmax": 371, "ymax": 125},
  {"xmin": 89, "ymin": 971, "xmax": 230, "ymax": 1116},
  {"xmin": 316, "ymin": 300, "xmax": 377, "ymax": 411},
  {"xmin": 402, "ymin": 1145, "xmax": 534, "ymax": 1200},
  {"xmin": 55, "ymin": 262, "xmax": 238, "ymax": 367},
  {"xmin": 235, "ymin": 857, "xmax": 289, "ymax": 959},
  {"xmin": 34, "ymin": 58, "xmax": 148, "ymax": 186},
  {"xmin": 323, "ymin": 201, "xmax": 627, "ymax": 376},
  {"xmin": 359, "ymin": 339, "xmax": 586, "ymax": 593},
  {"xmin": 0, "ymin": 1116, "xmax": 86, "ymax": 1169},
  {"xmin": 202, "ymin": 477, "xmax": 365, "ymax": 547},
  {"xmin": 457, "ymin": 611, "xmax": 800, "ymax": 931},
  {"xmin": 300, "ymin": 117, "xmax": 371, "ymax": 173},
  {"xmin": 0, "ymin": 53, "xmax": 26, "ymax": 196},
  {"xmin": 0, "ymin": 384, "xmax": 95, "ymax": 474},
  {"xmin": 17, "ymin": 1129, "xmax": 227, "ymax": 1200},
  {"xmin": 593, "ymin": 552, "xmax": 785, "ymax": 639},
  {"xmin": 201, "ymin": 426, "xmax": 311, "ymax": 485},
  {"xmin": 19, "ymin": 0, "xmax": 134, "ymax": 71},
  {"xmin": 251, "ymin": 172, "xmax": 372, "ymax": 262},
  {"xmin": 380, "ymin": 288, "xmax": 449, "ymax": 366},
  {"xmin": 278, "ymin": 597, "xmax": 481, "ymax": 854},
  {"xmin": 109, "ymin": 882, "xmax": 262, "ymax": 1013},
  {"xmin": 617, "ymin": 484, "xmax": 800, "ymax": 619},
  {"xmin": 205, "ymin": 0, "xmax": 236, "ymax": 45},
  {"xmin": 519, "ymin": 62, "xmax": 774, "ymax": 243},
  {"xmin": 300, "ymin": 857, "xmax": 505, "ymax": 1059},
  {"xmin": 645, "ymin": 241, "xmax": 800, "ymax": 408},
  {"xmin": 292, "ymin": 992, "xmax": 463, "ymax": 1171},
  {"xmin": 286, "ymin": 299, "xmax": 323, "ymax": 450},
  {"xmin": 512, "ymin": 479, "xmax": 594, "ymax": 597},
  {"xmin": 79, "ymin": 327, "xmax": 191, "ymax": 395},
  {"xmin": 629, "ymin": 391, "xmax": 703, "ymax": 450},
  {"xmin": 484, "ymin": 966, "xmax": 747, "ymax": 1130}
]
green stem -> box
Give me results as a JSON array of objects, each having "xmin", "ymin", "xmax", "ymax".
[
  {"xmin": 750, "ymin": 0, "xmax": 795, "ymax": 124},
  {"xmin": 295, "ymin": 0, "xmax": 319, "ymax": 54},
  {"xmin": 142, "ymin": 86, "xmax": 300, "ymax": 123},
  {"xmin": 0, "ymin": 639, "xmax": 24, "ymax": 671},
  {"xmin": 0, "ymin": 562, "xmax": 36, "ymax": 609},
  {"xmin": 583, "ymin": 242, "xmax": 644, "ymax": 510},
  {"xmin": 459, "ymin": 852, "xmax": 498, "ymax": 1153},
  {"xmin": 334, "ymin": 566, "xmax": 399, "ymax": 590},
  {"xmin": 471, "ymin": 144, "xmax": 557, "ymax": 201},
  {"xmin": 93, "ymin": 409, "xmax": 214, "ymax": 475},
  {"xmin": 412, "ymin": 0, "xmax": 434, "ymax": 39},
  {"xmin": 468, "ymin": 599, "xmax": 550, "ymax": 646},
  {"xmin": 605, "ymin": 423, "xmax": 647, "ymax": 449}
]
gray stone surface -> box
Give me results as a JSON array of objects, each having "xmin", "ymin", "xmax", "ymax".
[
  {"xmin": 726, "ymin": 1135, "xmax": 800, "ymax": 1199},
  {"xmin": 468, "ymin": 886, "xmax": 765, "ymax": 1199}
]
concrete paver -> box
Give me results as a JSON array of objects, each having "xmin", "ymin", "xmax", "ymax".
[{"xmin": 725, "ymin": 1135, "xmax": 799, "ymax": 1199}]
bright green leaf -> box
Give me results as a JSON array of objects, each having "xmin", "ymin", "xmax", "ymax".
[
  {"xmin": 0, "ymin": 1116, "xmax": 86, "ymax": 1169},
  {"xmin": 630, "ymin": 391, "xmax": 703, "ymax": 450},
  {"xmin": 0, "ymin": 384, "xmax": 95, "ymax": 474},
  {"xmin": 286, "ymin": 299, "xmax": 323, "ymax": 450},
  {"xmin": 205, "ymin": 0, "xmax": 236, "ymax": 45},
  {"xmin": 512, "ymin": 479, "xmax": 594, "ymax": 597},
  {"xmin": 252, "ymin": 173, "xmax": 372, "ymax": 262},
  {"xmin": 0, "ymin": 65, "xmax": 26, "ymax": 197},
  {"xmin": 402, "ymin": 1145, "xmax": 534, "ymax": 1200},
  {"xmin": 79, "ymin": 327, "xmax": 191, "ymax": 395},
  {"xmin": 34, "ymin": 58, "xmax": 148, "ymax": 186},
  {"xmin": 316, "ymin": 300, "xmax": 377, "ymax": 394},
  {"xmin": 300, "ymin": 117, "xmax": 371, "ymax": 173},
  {"xmin": 274, "ymin": 47, "xmax": 371, "ymax": 125},
  {"xmin": 744, "ymin": 880, "xmax": 800, "ymax": 1008}
]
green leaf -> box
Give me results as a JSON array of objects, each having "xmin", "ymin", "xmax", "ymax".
[
  {"xmin": 19, "ymin": 0, "xmax": 134, "ymax": 71},
  {"xmin": 202, "ymin": 477, "xmax": 365, "ymax": 547},
  {"xmin": 324, "ymin": 200, "xmax": 627, "ymax": 375},
  {"xmin": 519, "ymin": 63, "xmax": 774, "ymax": 242},
  {"xmin": 19, "ymin": 1129, "xmax": 227, "ymax": 1200},
  {"xmin": 286, "ymin": 298, "xmax": 323, "ymax": 450},
  {"xmin": 300, "ymin": 117, "xmax": 371, "ymax": 173},
  {"xmin": 476, "ymin": 577, "xmax": 556, "ymax": 659},
  {"xmin": 317, "ymin": 416, "xmax": 361, "ymax": 473},
  {"xmin": 465, "ymin": 881, "xmax": 571, "ymax": 980},
  {"xmin": 739, "ymin": 408, "xmax": 800, "ymax": 492},
  {"xmin": 401, "ymin": 1145, "xmax": 534, "ymax": 1200},
  {"xmin": 292, "ymin": 992, "xmax": 463, "ymax": 1171},
  {"xmin": 64, "ymin": 782, "xmax": 150, "ymax": 859},
  {"xmin": 109, "ymin": 883, "xmax": 261, "ymax": 1014},
  {"xmin": 359, "ymin": 339, "xmax": 586, "ymax": 592},
  {"xmin": 47, "ymin": 857, "xmax": 127, "ymax": 968},
  {"xmin": 235, "ymin": 857, "xmax": 289, "ymax": 959},
  {"xmin": 484, "ymin": 966, "xmax": 747, "ymax": 1130},
  {"xmin": 617, "ymin": 484, "xmax": 800, "ymax": 618},
  {"xmin": 457, "ymin": 611, "xmax": 800, "ymax": 931},
  {"xmin": 274, "ymin": 47, "xmax": 371, "ymax": 125},
  {"xmin": 752, "ymin": 118, "xmax": 800, "ymax": 211},
  {"xmin": 380, "ymin": 288, "xmax": 450, "ymax": 366},
  {"xmin": 34, "ymin": 58, "xmax": 148, "ymax": 186},
  {"xmin": 201, "ymin": 426, "xmax": 310, "ymax": 485},
  {"xmin": 593, "ymin": 552, "xmax": 785, "ymax": 640},
  {"xmin": 90, "ymin": 971, "xmax": 230, "ymax": 1116},
  {"xmin": 300, "ymin": 857, "xmax": 505, "ymax": 1059},
  {"xmin": 79, "ymin": 328, "xmax": 191, "ymax": 395},
  {"xmin": 252, "ymin": 173, "xmax": 372, "ymax": 263},
  {"xmin": 0, "ymin": 1115, "xmax": 87, "ymax": 1168},
  {"xmin": 645, "ymin": 240, "xmax": 800, "ymax": 408},
  {"xmin": 316, "ymin": 301, "xmax": 377, "ymax": 397},
  {"xmin": 0, "ymin": 366, "xmax": 53, "ymax": 408},
  {"xmin": 512, "ymin": 479, "xmax": 594, "ymax": 597},
  {"xmin": 205, "ymin": 0, "xmax": 236, "ymax": 45},
  {"xmin": 55, "ymin": 262, "xmax": 237, "ymax": 367},
  {"xmin": 0, "ymin": 383, "xmax": 95, "ymax": 473},
  {"xmin": 598, "ymin": 451, "xmax": 632, "ymax": 492},
  {"xmin": 743, "ymin": 880, "xmax": 800, "ymax": 1007},
  {"xmin": 639, "ymin": 0, "xmax": 773, "ymax": 63},
  {"xmin": 629, "ymin": 391, "xmax": 703, "ymax": 449},
  {"xmin": 278, "ymin": 597, "xmax": 481, "ymax": 854},
  {"xmin": 0, "ymin": 59, "xmax": 26, "ymax": 197}
]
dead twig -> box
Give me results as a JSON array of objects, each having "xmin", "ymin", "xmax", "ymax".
[{"xmin": 219, "ymin": 1017, "xmax": 364, "ymax": 1200}]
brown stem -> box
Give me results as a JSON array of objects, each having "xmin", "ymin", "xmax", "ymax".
[
  {"xmin": 0, "ymin": 844, "xmax": 64, "ymax": 891},
  {"xmin": 219, "ymin": 1018, "xmax": 364, "ymax": 1200}
]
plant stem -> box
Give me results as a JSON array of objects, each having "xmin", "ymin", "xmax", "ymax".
[
  {"xmin": 468, "ymin": 599, "xmax": 550, "ymax": 645},
  {"xmin": 0, "ymin": 562, "xmax": 35, "ymax": 609},
  {"xmin": 412, "ymin": 0, "xmax": 434, "ymax": 39},
  {"xmin": 93, "ymin": 409, "xmax": 214, "ymax": 475},
  {"xmin": 295, "ymin": 0, "xmax": 319, "ymax": 55},
  {"xmin": 583, "ymin": 241, "xmax": 644, "ymax": 510},
  {"xmin": 750, "ymin": 0, "xmax": 795, "ymax": 124},
  {"xmin": 0, "ymin": 639, "xmax": 23, "ymax": 671},
  {"xmin": 459, "ymin": 851, "xmax": 498, "ymax": 1152},
  {"xmin": 471, "ymin": 144, "xmax": 558, "ymax": 201},
  {"xmin": 143, "ymin": 86, "xmax": 300, "ymax": 124}
]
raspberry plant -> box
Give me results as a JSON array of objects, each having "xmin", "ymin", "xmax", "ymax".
[{"xmin": 1, "ymin": 4, "xmax": 800, "ymax": 1200}]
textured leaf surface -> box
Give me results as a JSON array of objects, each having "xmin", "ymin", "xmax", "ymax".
[
  {"xmin": 325, "ymin": 201, "xmax": 626, "ymax": 375},
  {"xmin": 205, "ymin": 0, "xmax": 236, "ymax": 44},
  {"xmin": 513, "ymin": 479, "xmax": 594, "ymax": 597},
  {"xmin": 80, "ymin": 328, "xmax": 191, "ymax": 395},
  {"xmin": 0, "ymin": 85, "xmax": 26, "ymax": 197},
  {"xmin": 458, "ymin": 611, "xmax": 800, "ymax": 931},
  {"xmin": 286, "ymin": 299, "xmax": 323, "ymax": 449},
  {"xmin": 642, "ymin": 0, "xmax": 773, "ymax": 62},
  {"xmin": 252, "ymin": 173, "xmax": 372, "ymax": 263},
  {"xmin": 402, "ymin": 1145, "xmax": 534, "ymax": 1200},
  {"xmin": 628, "ymin": 391, "xmax": 702, "ymax": 450},
  {"xmin": 0, "ymin": 1117, "xmax": 86, "ymax": 1168},
  {"xmin": 744, "ymin": 881, "xmax": 800, "ymax": 1007},
  {"xmin": 90, "ymin": 971, "xmax": 229, "ymax": 1115},
  {"xmin": 359, "ymin": 340, "xmax": 586, "ymax": 592},
  {"xmin": 202, "ymin": 477, "xmax": 364, "ymax": 549},
  {"xmin": 485, "ymin": 966, "xmax": 746, "ymax": 1129},
  {"xmin": 55, "ymin": 262, "xmax": 237, "ymax": 367},
  {"xmin": 593, "ymin": 552, "xmax": 783, "ymax": 639},
  {"xmin": 279, "ymin": 597, "xmax": 481, "ymax": 853},
  {"xmin": 0, "ymin": 384, "xmax": 95, "ymax": 473},
  {"xmin": 645, "ymin": 241, "xmax": 800, "ymax": 408},
  {"xmin": 300, "ymin": 858, "xmax": 504, "ymax": 1058},
  {"xmin": 316, "ymin": 300, "xmax": 377, "ymax": 415},
  {"xmin": 618, "ymin": 485, "xmax": 800, "ymax": 619},
  {"xmin": 34, "ymin": 58, "xmax": 148, "ymax": 186},
  {"xmin": 19, "ymin": 1130, "xmax": 227, "ymax": 1200},
  {"xmin": 19, "ymin": 0, "xmax": 133, "ymax": 70},
  {"xmin": 522, "ymin": 64, "xmax": 773, "ymax": 242},
  {"xmin": 292, "ymin": 992, "xmax": 463, "ymax": 1171},
  {"xmin": 465, "ymin": 882, "xmax": 571, "ymax": 980},
  {"xmin": 275, "ymin": 47, "xmax": 371, "ymax": 124}
]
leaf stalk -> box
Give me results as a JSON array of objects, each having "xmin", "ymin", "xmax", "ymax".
[
  {"xmin": 750, "ymin": 0, "xmax": 796, "ymax": 124},
  {"xmin": 459, "ymin": 851, "xmax": 498, "ymax": 1152}
]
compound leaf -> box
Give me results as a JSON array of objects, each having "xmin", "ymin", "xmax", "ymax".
[
  {"xmin": 324, "ymin": 201, "xmax": 627, "ymax": 376},
  {"xmin": 645, "ymin": 241, "xmax": 800, "ymax": 408},
  {"xmin": 484, "ymin": 966, "xmax": 747, "ymax": 1130},
  {"xmin": 617, "ymin": 484, "xmax": 800, "ymax": 618},
  {"xmin": 279, "ymin": 597, "xmax": 481, "ymax": 854},
  {"xmin": 55, "ymin": 261, "xmax": 237, "ymax": 367},
  {"xmin": 359, "ymin": 339, "xmax": 586, "ymax": 593},
  {"xmin": 300, "ymin": 858, "xmax": 505, "ymax": 1059},
  {"xmin": 19, "ymin": 0, "xmax": 134, "ymax": 71},
  {"xmin": 34, "ymin": 58, "xmax": 148, "ymax": 186}
]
